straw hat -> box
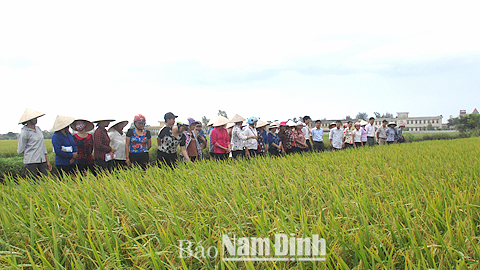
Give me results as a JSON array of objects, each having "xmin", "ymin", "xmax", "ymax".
[
  {"xmin": 70, "ymin": 119, "xmax": 95, "ymax": 132},
  {"xmin": 388, "ymin": 122, "xmax": 397, "ymax": 127},
  {"xmin": 18, "ymin": 108, "xmax": 45, "ymax": 124},
  {"xmin": 287, "ymin": 120, "xmax": 296, "ymax": 127},
  {"xmin": 329, "ymin": 122, "xmax": 336, "ymax": 128},
  {"xmin": 93, "ymin": 118, "xmax": 115, "ymax": 123},
  {"xmin": 269, "ymin": 120, "xmax": 280, "ymax": 128},
  {"xmin": 207, "ymin": 119, "xmax": 215, "ymax": 127},
  {"xmin": 51, "ymin": 115, "xmax": 76, "ymax": 132},
  {"xmin": 360, "ymin": 120, "xmax": 368, "ymax": 126},
  {"xmin": 229, "ymin": 114, "xmax": 246, "ymax": 123},
  {"xmin": 226, "ymin": 122, "xmax": 235, "ymax": 129},
  {"xmin": 108, "ymin": 120, "xmax": 129, "ymax": 132},
  {"xmin": 256, "ymin": 119, "xmax": 269, "ymax": 128},
  {"xmin": 212, "ymin": 116, "xmax": 230, "ymax": 127}
]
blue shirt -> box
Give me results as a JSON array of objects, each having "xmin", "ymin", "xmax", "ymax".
[
  {"xmin": 261, "ymin": 129, "xmax": 268, "ymax": 145},
  {"xmin": 197, "ymin": 129, "xmax": 206, "ymax": 141},
  {"xmin": 311, "ymin": 127, "xmax": 324, "ymax": 142},
  {"xmin": 267, "ymin": 132, "xmax": 281, "ymax": 149},
  {"xmin": 52, "ymin": 131, "xmax": 78, "ymax": 165},
  {"xmin": 387, "ymin": 127, "xmax": 396, "ymax": 142}
]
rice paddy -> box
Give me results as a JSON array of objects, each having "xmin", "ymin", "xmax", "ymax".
[{"xmin": 0, "ymin": 137, "xmax": 479, "ymax": 269}]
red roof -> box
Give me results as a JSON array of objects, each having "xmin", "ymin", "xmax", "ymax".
[{"xmin": 473, "ymin": 108, "xmax": 479, "ymax": 114}]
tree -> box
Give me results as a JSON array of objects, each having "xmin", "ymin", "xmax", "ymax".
[
  {"xmin": 456, "ymin": 113, "xmax": 480, "ymax": 136},
  {"xmin": 374, "ymin": 112, "xmax": 381, "ymax": 118},
  {"xmin": 447, "ymin": 116, "xmax": 460, "ymax": 127},
  {"xmin": 355, "ymin": 112, "xmax": 368, "ymax": 120},
  {"xmin": 426, "ymin": 123, "xmax": 434, "ymax": 131},
  {"xmin": 382, "ymin": 112, "xmax": 393, "ymax": 118},
  {"xmin": 345, "ymin": 115, "xmax": 352, "ymax": 121},
  {"xmin": 218, "ymin": 110, "xmax": 228, "ymax": 118},
  {"xmin": 201, "ymin": 116, "xmax": 209, "ymax": 132}
]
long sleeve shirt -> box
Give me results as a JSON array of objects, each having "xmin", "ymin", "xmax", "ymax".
[
  {"xmin": 243, "ymin": 125, "xmax": 258, "ymax": 150},
  {"xmin": 210, "ymin": 127, "xmax": 230, "ymax": 153},
  {"xmin": 366, "ymin": 123, "xmax": 376, "ymax": 137},
  {"xmin": 231, "ymin": 125, "xmax": 247, "ymax": 151},
  {"xmin": 17, "ymin": 125, "xmax": 48, "ymax": 164},
  {"xmin": 52, "ymin": 131, "xmax": 78, "ymax": 165},
  {"xmin": 94, "ymin": 127, "xmax": 112, "ymax": 160},
  {"xmin": 360, "ymin": 127, "xmax": 368, "ymax": 142},
  {"xmin": 329, "ymin": 127, "xmax": 344, "ymax": 149},
  {"xmin": 108, "ymin": 130, "xmax": 127, "ymax": 160}
]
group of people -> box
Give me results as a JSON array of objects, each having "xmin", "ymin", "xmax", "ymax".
[{"xmin": 16, "ymin": 108, "xmax": 405, "ymax": 179}]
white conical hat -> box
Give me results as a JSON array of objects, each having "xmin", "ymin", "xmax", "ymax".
[
  {"xmin": 256, "ymin": 119, "xmax": 269, "ymax": 128},
  {"xmin": 229, "ymin": 114, "xmax": 246, "ymax": 123},
  {"xmin": 70, "ymin": 119, "xmax": 95, "ymax": 132},
  {"xmin": 226, "ymin": 122, "xmax": 235, "ymax": 129},
  {"xmin": 287, "ymin": 120, "xmax": 296, "ymax": 127},
  {"xmin": 108, "ymin": 120, "xmax": 129, "ymax": 132},
  {"xmin": 52, "ymin": 115, "xmax": 76, "ymax": 132},
  {"xmin": 18, "ymin": 108, "xmax": 45, "ymax": 124},
  {"xmin": 207, "ymin": 119, "xmax": 215, "ymax": 127},
  {"xmin": 93, "ymin": 118, "xmax": 115, "ymax": 123},
  {"xmin": 213, "ymin": 116, "xmax": 230, "ymax": 127},
  {"xmin": 360, "ymin": 120, "xmax": 368, "ymax": 126}
]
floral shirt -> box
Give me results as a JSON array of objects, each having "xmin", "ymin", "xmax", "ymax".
[
  {"xmin": 127, "ymin": 128, "xmax": 151, "ymax": 153},
  {"xmin": 257, "ymin": 129, "xmax": 266, "ymax": 152},
  {"xmin": 344, "ymin": 127, "xmax": 354, "ymax": 144},
  {"xmin": 294, "ymin": 130, "xmax": 307, "ymax": 149},
  {"xmin": 74, "ymin": 133, "xmax": 94, "ymax": 165}
]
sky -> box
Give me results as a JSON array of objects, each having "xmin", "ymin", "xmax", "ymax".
[{"xmin": 1, "ymin": 1, "xmax": 479, "ymax": 133}]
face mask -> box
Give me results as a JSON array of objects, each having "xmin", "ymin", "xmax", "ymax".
[
  {"xmin": 76, "ymin": 124, "xmax": 85, "ymax": 131},
  {"xmin": 29, "ymin": 118, "xmax": 37, "ymax": 125}
]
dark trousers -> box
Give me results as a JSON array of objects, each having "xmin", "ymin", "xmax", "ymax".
[
  {"xmin": 344, "ymin": 143, "xmax": 354, "ymax": 149},
  {"xmin": 189, "ymin": 156, "xmax": 197, "ymax": 163},
  {"xmin": 246, "ymin": 148, "xmax": 257, "ymax": 157},
  {"xmin": 57, "ymin": 165, "xmax": 75, "ymax": 177},
  {"xmin": 361, "ymin": 141, "xmax": 367, "ymax": 147},
  {"xmin": 313, "ymin": 141, "xmax": 325, "ymax": 152},
  {"xmin": 268, "ymin": 147, "xmax": 281, "ymax": 157},
  {"xmin": 367, "ymin": 136, "xmax": 375, "ymax": 146},
  {"xmin": 95, "ymin": 158, "xmax": 111, "ymax": 173},
  {"xmin": 157, "ymin": 150, "xmax": 178, "ymax": 168},
  {"xmin": 355, "ymin": 142, "xmax": 363, "ymax": 147},
  {"xmin": 25, "ymin": 162, "xmax": 48, "ymax": 179},
  {"xmin": 77, "ymin": 163, "xmax": 95, "ymax": 175},
  {"xmin": 110, "ymin": 160, "xmax": 127, "ymax": 170},
  {"xmin": 232, "ymin": 149, "xmax": 245, "ymax": 159},
  {"xmin": 306, "ymin": 139, "xmax": 313, "ymax": 152},
  {"xmin": 285, "ymin": 147, "xmax": 294, "ymax": 154},
  {"xmin": 130, "ymin": 152, "xmax": 149, "ymax": 169},
  {"xmin": 387, "ymin": 141, "xmax": 394, "ymax": 145},
  {"xmin": 214, "ymin": 153, "xmax": 228, "ymax": 160}
]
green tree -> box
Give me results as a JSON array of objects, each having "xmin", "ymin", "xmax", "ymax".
[
  {"xmin": 201, "ymin": 116, "xmax": 209, "ymax": 132},
  {"xmin": 426, "ymin": 123, "xmax": 434, "ymax": 130},
  {"xmin": 355, "ymin": 112, "xmax": 368, "ymax": 120},
  {"xmin": 456, "ymin": 114, "xmax": 480, "ymax": 136},
  {"xmin": 447, "ymin": 116, "xmax": 460, "ymax": 127},
  {"xmin": 345, "ymin": 115, "xmax": 352, "ymax": 121},
  {"xmin": 382, "ymin": 112, "xmax": 393, "ymax": 118},
  {"xmin": 374, "ymin": 112, "xmax": 381, "ymax": 118},
  {"xmin": 218, "ymin": 110, "xmax": 228, "ymax": 118}
]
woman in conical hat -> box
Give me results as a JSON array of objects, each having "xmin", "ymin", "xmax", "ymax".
[
  {"xmin": 93, "ymin": 117, "xmax": 116, "ymax": 171},
  {"xmin": 71, "ymin": 119, "xmax": 95, "ymax": 174},
  {"xmin": 108, "ymin": 119, "xmax": 129, "ymax": 169},
  {"xmin": 210, "ymin": 116, "xmax": 231, "ymax": 160},
  {"xmin": 51, "ymin": 115, "xmax": 78, "ymax": 176},
  {"xmin": 17, "ymin": 108, "xmax": 52, "ymax": 179}
]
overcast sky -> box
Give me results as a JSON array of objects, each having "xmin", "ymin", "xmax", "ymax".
[{"xmin": 1, "ymin": 1, "xmax": 479, "ymax": 133}]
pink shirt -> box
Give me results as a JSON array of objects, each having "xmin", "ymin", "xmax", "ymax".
[
  {"xmin": 211, "ymin": 127, "xmax": 230, "ymax": 153},
  {"xmin": 360, "ymin": 127, "xmax": 368, "ymax": 142}
]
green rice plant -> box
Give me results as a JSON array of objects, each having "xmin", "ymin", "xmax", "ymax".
[{"xmin": 0, "ymin": 138, "xmax": 479, "ymax": 269}]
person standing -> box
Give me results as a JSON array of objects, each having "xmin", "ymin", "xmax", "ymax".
[
  {"xmin": 360, "ymin": 120, "xmax": 368, "ymax": 147},
  {"xmin": 108, "ymin": 120, "xmax": 129, "ymax": 169},
  {"xmin": 365, "ymin": 117, "xmax": 376, "ymax": 146},
  {"xmin": 229, "ymin": 114, "xmax": 256, "ymax": 158},
  {"xmin": 303, "ymin": 116, "xmax": 313, "ymax": 152},
  {"xmin": 294, "ymin": 121, "xmax": 308, "ymax": 152},
  {"xmin": 51, "ymin": 115, "xmax": 78, "ymax": 176},
  {"xmin": 125, "ymin": 114, "xmax": 151, "ymax": 169},
  {"xmin": 352, "ymin": 122, "xmax": 363, "ymax": 147},
  {"xmin": 278, "ymin": 121, "xmax": 295, "ymax": 154},
  {"xmin": 386, "ymin": 122, "xmax": 397, "ymax": 145},
  {"xmin": 267, "ymin": 123, "xmax": 282, "ymax": 156},
  {"xmin": 343, "ymin": 121, "xmax": 354, "ymax": 149},
  {"xmin": 207, "ymin": 119, "xmax": 215, "ymax": 158},
  {"xmin": 243, "ymin": 117, "xmax": 259, "ymax": 157},
  {"xmin": 210, "ymin": 116, "xmax": 231, "ymax": 160},
  {"xmin": 182, "ymin": 118, "xmax": 205, "ymax": 163},
  {"xmin": 397, "ymin": 124, "xmax": 406, "ymax": 143},
  {"xmin": 195, "ymin": 121, "xmax": 207, "ymax": 149},
  {"xmin": 157, "ymin": 112, "xmax": 185, "ymax": 168},
  {"xmin": 17, "ymin": 108, "xmax": 52, "ymax": 179},
  {"xmin": 71, "ymin": 119, "xmax": 95, "ymax": 174},
  {"xmin": 311, "ymin": 120, "xmax": 325, "ymax": 152},
  {"xmin": 93, "ymin": 118, "xmax": 116, "ymax": 171},
  {"xmin": 376, "ymin": 120, "xmax": 388, "ymax": 145},
  {"xmin": 256, "ymin": 119, "xmax": 269, "ymax": 156},
  {"xmin": 329, "ymin": 120, "xmax": 344, "ymax": 151}
]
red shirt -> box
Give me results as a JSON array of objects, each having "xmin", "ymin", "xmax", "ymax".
[
  {"xmin": 210, "ymin": 127, "xmax": 230, "ymax": 153},
  {"xmin": 94, "ymin": 127, "xmax": 112, "ymax": 160},
  {"xmin": 73, "ymin": 133, "xmax": 94, "ymax": 165}
]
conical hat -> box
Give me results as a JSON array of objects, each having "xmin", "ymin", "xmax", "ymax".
[
  {"xmin": 229, "ymin": 114, "xmax": 246, "ymax": 123},
  {"xmin": 287, "ymin": 120, "xmax": 296, "ymax": 127},
  {"xmin": 388, "ymin": 122, "xmax": 397, "ymax": 126},
  {"xmin": 360, "ymin": 120, "xmax": 368, "ymax": 126},
  {"xmin": 108, "ymin": 120, "xmax": 129, "ymax": 132},
  {"xmin": 18, "ymin": 108, "xmax": 45, "ymax": 124},
  {"xmin": 70, "ymin": 119, "xmax": 95, "ymax": 132},
  {"xmin": 256, "ymin": 119, "xmax": 269, "ymax": 128},
  {"xmin": 212, "ymin": 116, "xmax": 229, "ymax": 127},
  {"xmin": 52, "ymin": 115, "xmax": 76, "ymax": 132},
  {"xmin": 226, "ymin": 122, "xmax": 235, "ymax": 129},
  {"xmin": 93, "ymin": 118, "xmax": 115, "ymax": 123}
]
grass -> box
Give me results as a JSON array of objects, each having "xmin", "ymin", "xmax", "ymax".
[{"xmin": 0, "ymin": 137, "xmax": 479, "ymax": 269}]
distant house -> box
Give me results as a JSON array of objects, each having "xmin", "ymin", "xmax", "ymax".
[
  {"xmin": 472, "ymin": 108, "xmax": 479, "ymax": 114},
  {"xmin": 145, "ymin": 121, "xmax": 166, "ymax": 136}
]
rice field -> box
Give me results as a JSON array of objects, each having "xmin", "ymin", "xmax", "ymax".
[{"xmin": 0, "ymin": 138, "xmax": 479, "ymax": 269}]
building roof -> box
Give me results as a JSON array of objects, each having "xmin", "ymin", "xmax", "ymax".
[{"xmin": 472, "ymin": 108, "xmax": 479, "ymax": 114}]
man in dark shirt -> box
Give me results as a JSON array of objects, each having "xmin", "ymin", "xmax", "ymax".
[{"xmin": 156, "ymin": 112, "xmax": 187, "ymax": 168}]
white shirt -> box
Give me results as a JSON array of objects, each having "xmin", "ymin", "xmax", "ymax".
[
  {"xmin": 365, "ymin": 123, "xmax": 376, "ymax": 137},
  {"xmin": 329, "ymin": 127, "xmax": 344, "ymax": 149},
  {"xmin": 353, "ymin": 129, "xmax": 362, "ymax": 143},
  {"xmin": 243, "ymin": 125, "xmax": 258, "ymax": 150},
  {"xmin": 302, "ymin": 125, "xmax": 311, "ymax": 140},
  {"xmin": 231, "ymin": 125, "xmax": 247, "ymax": 151},
  {"xmin": 17, "ymin": 126, "xmax": 48, "ymax": 164},
  {"xmin": 108, "ymin": 130, "xmax": 126, "ymax": 160}
]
